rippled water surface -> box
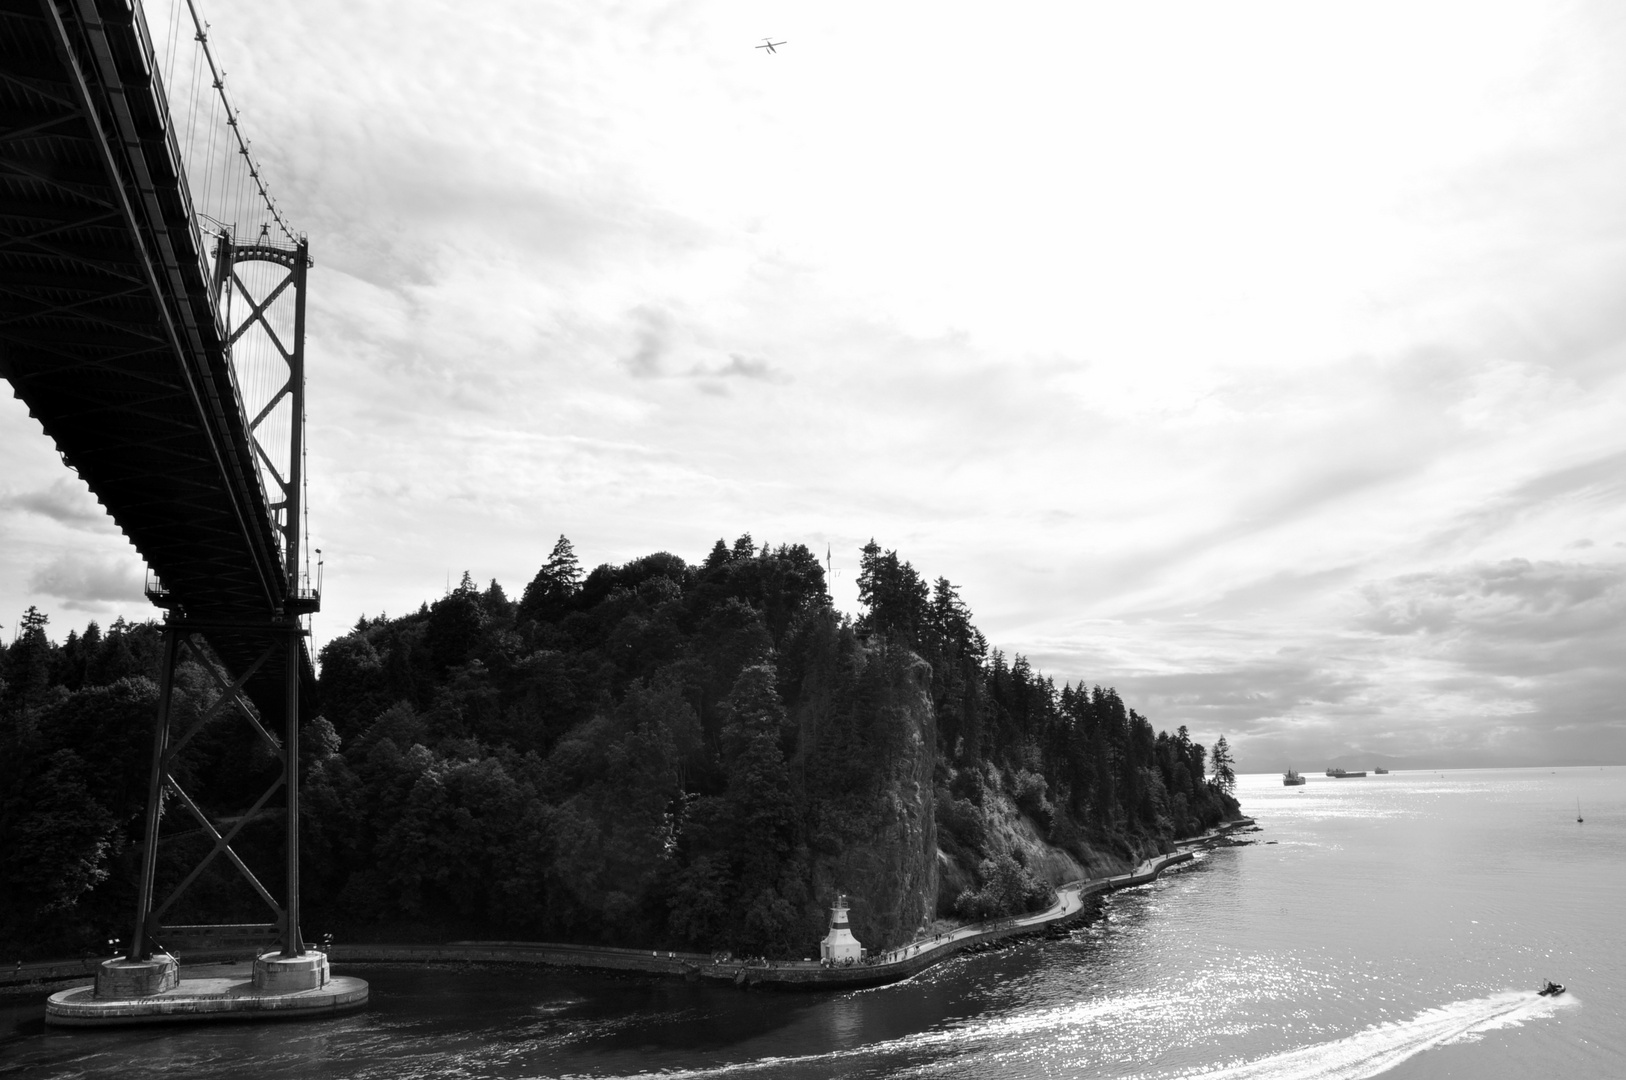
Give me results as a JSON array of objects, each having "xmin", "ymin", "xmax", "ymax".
[{"xmin": 4, "ymin": 766, "xmax": 1623, "ymax": 1079}]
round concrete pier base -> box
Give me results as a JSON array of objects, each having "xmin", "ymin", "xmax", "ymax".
[
  {"xmin": 96, "ymin": 955, "xmax": 178, "ymax": 999},
  {"xmin": 253, "ymin": 950, "xmax": 329, "ymax": 992},
  {"xmin": 46, "ymin": 958, "xmax": 367, "ymax": 1026}
]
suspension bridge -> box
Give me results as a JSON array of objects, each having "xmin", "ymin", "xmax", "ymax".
[{"xmin": 0, "ymin": 0, "xmax": 362, "ymax": 1020}]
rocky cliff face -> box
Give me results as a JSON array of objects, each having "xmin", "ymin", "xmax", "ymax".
[
  {"xmin": 800, "ymin": 643, "xmax": 938, "ymax": 952},
  {"xmin": 934, "ymin": 763, "xmax": 1166, "ymax": 916}
]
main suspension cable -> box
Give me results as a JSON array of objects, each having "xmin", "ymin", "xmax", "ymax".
[{"xmin": 180, "ymin": 0, "xmax": 298, "ymax": 244}]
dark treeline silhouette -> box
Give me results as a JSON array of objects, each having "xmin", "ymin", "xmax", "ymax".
[{"xmin": 0, "ymin": 537, "xmax": 1238, "ymax": 961}]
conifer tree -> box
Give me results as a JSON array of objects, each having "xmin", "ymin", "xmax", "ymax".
[
  {"xmin": 3, "ymin": 606, "xmax": 52, "ymax": 712},
  {"xmin": 1211, "ymin": 735, "xmax": 1236, "ymax": 793},
  {"xmin": 544, "ymin": 535, "xmax": 582, "ymax": 590},
  {"xmin": 518, "ymin": 535, "xmax": 584, "ymax": 624}
]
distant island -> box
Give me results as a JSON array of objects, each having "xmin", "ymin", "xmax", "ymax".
[{"xmin": 0, "ymin": 536, "xmax": 1239, "ymax": 961}]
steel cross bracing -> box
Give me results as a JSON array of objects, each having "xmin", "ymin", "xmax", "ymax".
[
  {"xmin": 130, "ymin": 626, "xmax": 306, "ymax": 959},
  {"xmin": 216, "ymin": 236, "xmax": 310, "ymax": 588}
]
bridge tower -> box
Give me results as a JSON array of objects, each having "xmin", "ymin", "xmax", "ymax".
[{"xmin": 123, "ymin": 233, "xmax": 324, "ymax": 988}]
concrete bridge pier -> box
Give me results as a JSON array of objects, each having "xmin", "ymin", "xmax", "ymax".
[
  {"xmin": 94, "ymin": 955, "xmax": 180, "ymax": 999},
  {"xmin": 254, "ymin": 951, "xmax": 330, "ymax": 992}
]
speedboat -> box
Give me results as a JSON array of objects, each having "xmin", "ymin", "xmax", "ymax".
[{"xmin": 1538, "ymin": 981, "xmax": 1566, "ymax": 997}]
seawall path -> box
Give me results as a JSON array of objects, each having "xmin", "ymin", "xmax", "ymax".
[{"xmin": 2, "ymin": 818, "xmax": 1255, "ymax": 996}]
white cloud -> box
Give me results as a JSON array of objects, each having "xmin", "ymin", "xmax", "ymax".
[
  {"xmin": 28, "ymin": 554, "xmax": 144, "ymax": 612},
  {"xmin": 0, "ymin": 479, "xmax": 113, "ymax": 531},
  {"xmin": 3, "ymin": 0, "xmax": 1626, "ymax": 767}
]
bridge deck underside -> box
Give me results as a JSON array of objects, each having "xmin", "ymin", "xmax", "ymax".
[{"xmin": 0, "ymin": 0, "xmax": 314, "ymax": 715}]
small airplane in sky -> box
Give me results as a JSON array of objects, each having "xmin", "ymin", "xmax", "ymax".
[{"xmin": 756, "ymin": 37, "xmax": 786, "ymax": 54}]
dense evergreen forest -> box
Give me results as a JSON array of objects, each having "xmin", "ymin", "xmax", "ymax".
[{"xmin": 0, "ymin": 537, "xmax": 1239, "ymax": 962}]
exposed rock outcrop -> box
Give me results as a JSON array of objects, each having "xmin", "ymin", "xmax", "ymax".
[
  {"xmin": 799, "ymin": 642, "xmax": 937, "ymax": 951},
  {"xmin": 934, "ymin": 763, "xmax": 1167, "ymax": 918}
]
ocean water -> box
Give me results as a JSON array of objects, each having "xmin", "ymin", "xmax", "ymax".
[{"xmin": 3, "ymin": 765, "xmax": 1622, "ymax": 1079}]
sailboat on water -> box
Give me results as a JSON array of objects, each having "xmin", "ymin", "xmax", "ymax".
[{"xmin": 1577, "ymin": 798, "xmax": 1583, "ymax": 824}]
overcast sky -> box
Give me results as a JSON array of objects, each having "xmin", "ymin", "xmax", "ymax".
[{"xmin": 4, "ymin": 0, "xmax": 1626, "ymax": 771}]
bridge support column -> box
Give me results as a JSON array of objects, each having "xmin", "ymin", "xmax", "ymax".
[
  {"xmin": 283, "ymin": 623, "xmax": 305, "ymax": 958},
  {"xmin": 125, "ymin": 628, "xmax": 178, "ymax": 966}
]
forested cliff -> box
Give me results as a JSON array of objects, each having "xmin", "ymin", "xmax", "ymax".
[{"xmin": 0, "ymin": 537, "xmax": 1239, "ymax": 961}]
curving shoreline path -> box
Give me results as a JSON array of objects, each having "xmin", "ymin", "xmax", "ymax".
[
  {"xmin": 3, "ymin": 818, "xmax": 1255, "ymax": 996},
  {"xmin": 341, "ymin": 816, "xmax": 1256, "ymax": 991}
]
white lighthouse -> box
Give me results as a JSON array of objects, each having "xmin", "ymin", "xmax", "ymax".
[{"xmin": 820, "ymin": 893, "xmax": 864, "ymax": 963}]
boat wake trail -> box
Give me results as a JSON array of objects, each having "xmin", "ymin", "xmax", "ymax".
[
  {"xmin": 1171, "ymin": 991, "xmax": 1573, "ymax": 1080},
  {"xmin": 595, "ymin": 992, "xmax": 1166, "ymax": 1079},
  {"xmin": 590, "ymin": 990, "xmax": 1567, "ymax": 1080}
]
